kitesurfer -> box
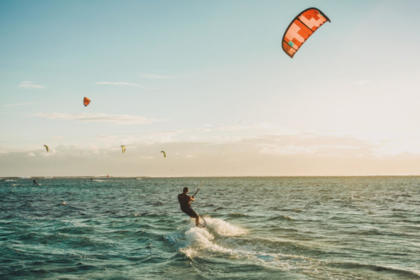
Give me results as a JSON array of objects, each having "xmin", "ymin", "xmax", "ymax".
[
  {"xmin": 178, "ymin": 187, "xmax": 200, "ymax": 226},
  {"xmin": 32, "ymin": 179, "xmax": 39, "ymax": 186}
]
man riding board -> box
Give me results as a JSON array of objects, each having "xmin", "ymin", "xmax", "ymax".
[{"xmin": 178, "ymin": 187, "xmax": 200, "ymax": 226}]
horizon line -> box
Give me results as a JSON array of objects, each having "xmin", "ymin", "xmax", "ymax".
[{"xmin": 3, "ymin": 175, "xmax": 420, "ymax": 179}]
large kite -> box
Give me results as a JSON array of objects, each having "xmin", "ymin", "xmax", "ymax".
[{"xmin": 282, "ymin": 7, "xmax": 330, "ymax": 58}]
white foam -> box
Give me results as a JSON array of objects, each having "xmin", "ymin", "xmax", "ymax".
[
  {"xmin": 204, "ymin": 217, "xmax": 248, "ymax": 236},
  {"xmin": 185, "ymin": 226, "xmax": 215, "ymax": 248},
  {"xmin": 179, "ymin": 217, "xmax": 247, "ymax": 258},
  {"xmin": 183, "ymin": 226, "xmax": 233, "ymax": 255},
  {"xmin": 177, "ymin": 218, "xmax": 312, "ymax": 270},
  {"xmin": 179, "ymin": 247, "xmax": 198, "ymax": 258}
]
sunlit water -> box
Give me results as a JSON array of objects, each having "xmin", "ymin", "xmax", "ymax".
[{"xmin": 1, "ymin": 177, "xmax": 419, "ymax": 279}]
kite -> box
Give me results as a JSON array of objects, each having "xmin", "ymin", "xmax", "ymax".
[
  {"xmin": 83, "ymin": 97, "xmax": 91, "ymax": 107},
  {"xmin": 282, "ymin": 7, "xmax": 330, "ymax": 58},
  {"xmin": 43, "ymin": 144, "xmax": 49, "ymax": 152},
  {"xmin": 121, "ymin": 145, "xmax": 126, "ymax": 153},
  {"xmin": 161, "ymin": 150, "xmax": 166, "ymax": 158}
]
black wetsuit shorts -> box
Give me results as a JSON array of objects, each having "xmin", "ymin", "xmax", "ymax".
[{"xmin": 181, "ymin": 207, "xmax": 198, "ymax": 218}]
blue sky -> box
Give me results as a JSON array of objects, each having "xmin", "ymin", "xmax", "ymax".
[{"xmin": 1, "ymin": 0, "xmax": 420, "ymax": 176}]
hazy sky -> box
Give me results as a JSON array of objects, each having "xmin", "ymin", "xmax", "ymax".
[{"xmin": 1, "ymin": 0, "xmax": 420, "ymax": 176}]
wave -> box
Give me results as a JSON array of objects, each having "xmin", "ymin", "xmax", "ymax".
[
  {"xmin": 227, "ymin": 212, "xmax": 248, "ymax": 218},
  {"xmin": 275, "ymin": 208, "xmax": 303, "ymax": 213},
  {"xmin": 267, "ymin": 215, "xmax": 294, "ymax": 221},
  {"xmin": 327, "ymin": 262, "xmax": 420, "ymax": 278}
]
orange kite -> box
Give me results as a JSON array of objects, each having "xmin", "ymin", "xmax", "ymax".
[
  {"xmin": 282, "ymin": 8, "xmax": 330, "ymax": 58},
  {"xmin": 83, "ymin": 97, "xmax": 91, "ymax": 107}
]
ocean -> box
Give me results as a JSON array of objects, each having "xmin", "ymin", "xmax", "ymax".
[{"xmin": 0, "ymin": 177, "xmax": 419, "ymax": 279}]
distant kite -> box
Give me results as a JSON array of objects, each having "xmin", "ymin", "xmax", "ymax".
[
  {"xmin": 282, "ymin": 7, "xmax": 330, "ymax": 58},
  {"xmin": 83, "ymin": 97, "xmax": 91, "ymax": 107},
  {"xmin": 43, "ymin": 144, "xmax": 49, "ymax": 152},
  {"xmin": 121, "ymin": 145, "xmax": 126, "ymax": 153},
  {"xmin": 161, "ymin": 150, "xmax": 166, "ymax": 158}
]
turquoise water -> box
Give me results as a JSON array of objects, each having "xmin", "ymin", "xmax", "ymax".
[{"xmin": 1, "ymin": 177, "xmax": 419, "ymax": 279}]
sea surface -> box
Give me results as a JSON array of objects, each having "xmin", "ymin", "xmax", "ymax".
[{"xmin": 0, "ymin": 177, "xmax": 419, "ymax": 280}]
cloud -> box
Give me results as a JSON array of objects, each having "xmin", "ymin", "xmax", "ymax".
[
  {"xmin": 3, "ymin": 134, "xmax": 420, "ymax": 177},
  {"xmin": 18, "ymin": 81, "xmax": 45, "ymax": 89},
  {"xmin": 139, "ymin": 73, "xmax": 174, "ymax": 80},
  {"xmin": 36, "ymin": 112, "xmax": 157, "ymax": 125},
  {"xmin": 95, "ymin": 130, "xmax": 183, "ymax": 146},
  {"xmin": 254, "ymin": 134, "xmax": 372, "ymax": 157},
  {"xmin": 3, "ymin": 133, "xmax": 420, "ymax": 176},
  {"xmin": 2, "ymin": 102, "xmax": 33, "ymax": 107},
  {"xmin": 95, "ymin": 81, "xmax": 144, "ymax": 88},
  {"xmin": 355, "ymin": 80, "xmax": 368, "ymax": 86}
]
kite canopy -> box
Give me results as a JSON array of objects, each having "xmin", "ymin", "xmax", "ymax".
[
  {"xmin": 83, "ymin": 97, "xmax": 91, "ymax": 107},
  {"xmin": 121, "ymin": 145, "xmax": 126, "ymax": 153},
  {"xmin": 161, "ymin": 150, "xmax": 166, "ymax": 158},
  {"xmin": 282, "ymin": 7, "xmax": 330, "ymax": 58},
  {"xmin": 43, "ymin": 144, "xmax": 49, "ymax": 152}
]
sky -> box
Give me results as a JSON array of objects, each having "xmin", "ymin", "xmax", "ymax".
[{"xmin": 1, "ymin": 0, "xmax": 420, "ymax": 177}]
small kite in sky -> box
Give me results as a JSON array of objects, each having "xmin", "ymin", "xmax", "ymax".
[
  {"xmin": 43, "ymin": 144, "xmax": 49, "ymax": 152},
  {"xmin": 282, "ymin": 7, "xmax": 330, "ymax": 58},
  {"xmin": 83, "ymin": 97, "xmax": 91, "ymax": 107}
]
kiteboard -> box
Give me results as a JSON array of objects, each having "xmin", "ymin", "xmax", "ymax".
[{"xmin": 197, "ymin": 215, "xmax": 207, "ymax": 228}]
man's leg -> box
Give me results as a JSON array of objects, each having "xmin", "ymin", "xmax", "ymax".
[{"xmin": 195, "ymin": 215, "xmax": 200, "ymax": 226}]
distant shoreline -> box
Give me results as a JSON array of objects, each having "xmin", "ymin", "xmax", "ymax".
[{"xmin": 2, "ymin": 175, "xmax": 420, "ymax": 179}]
